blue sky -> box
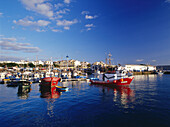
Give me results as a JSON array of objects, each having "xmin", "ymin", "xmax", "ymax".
[{"xmin": 0, "ymin": 0, "xmax": 170, "ymax": 65}]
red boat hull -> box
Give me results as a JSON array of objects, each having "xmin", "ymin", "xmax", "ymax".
[
  {"xmin": 90, "ymin": 76, "xmax": 134, "ymax": 86},
  {"xmin": 40, "ymin": 77, "xmax": 61, "ymax": 87}
]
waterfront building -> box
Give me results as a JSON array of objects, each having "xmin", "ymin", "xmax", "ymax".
[
  {"xmin": 31, "ymin": 60, "xmax": 44, "ymax": 66},
  {"xmin": 92, "ymin": 61, "xmax": 106, "ymax": 72},
  {"xmin": 117, "ymin": 66, "xmax": 125, "ymax": 71},
  {"xmin": 125, "ymin": 64, "xmax": 156, "ymax": 72},
  {"xmin": 93, "ymin": 61, "xmax": 106, "ymax": 67},
  {"xmin": 54, "ymin": 59, "xmax": 81, "ymax": 69},
  {"xmin": 0, "ymin": 72, "xmax": 7, "ymax": 80},
  {"xmin": 12, "ymin": 66, "xmax": 20, "ymax": 71},
  {"xmin": 156, "ymin": 65, "xmax": 170, "ymax": 71},
  {"xmin": 33, "ymin": 73, "xmax": 40, "ymax": 79},
  {"xmin": 44, "ymin": 61, "xmax": 53, "ymax": 66},
  {"xmin": 16, "ymin": 60, "xmax": 29, "ymax": 65},
  {"xmin": 80, "ymin": 61, "xmax": 90, "ymax": 69},
  {"xmin": 147, "ymin": 65, "xmax": 156, "ymax": 71}
]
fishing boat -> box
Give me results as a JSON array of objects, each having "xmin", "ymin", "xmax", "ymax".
[
  {"xmin": 7, "ymin": 80, "xmax": 31, "ymax": 87},
  {"xmin": 7, "ymin": 82, "xmax": 18, "ymax": 87},
  {"xmin": 40, "ymin": 77, "xmax": 61, "ymax": 87},
  {"xmin": 90, "ymin": 77, "xmax": 134, "ymax": 86},
  {"xmin": 158, "ymin": 72, "xmax": 164, "ymax": 75},
  {"xmin": 56, "ymin": 86, "xmax": 69, "ymax": 91},
  {"xmin": 157, "ymin": 70, "xmax": 164, "ymax": 75},
  {"xmin": 90, "ymin": 73, "xmax": 134, "ymax": 86}
]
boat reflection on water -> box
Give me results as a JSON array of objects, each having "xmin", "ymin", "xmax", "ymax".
[
  {"xmin": 91, "ymin": 84, "xmax": 135, "ymax": 108},
  {"xmin": 39, "ymin": 84, "xmax": 62, "ymax": 117},
  {"xmin": 40, "ymin": 85, "xmax": 61, "ymax": 99},
  {"xmin": 17, "ymin": 84, "xmax": 32, "ymax": 99},
  {"xmin": 112, "ymin": 85, "xmax": 135, "ymax": 108}
]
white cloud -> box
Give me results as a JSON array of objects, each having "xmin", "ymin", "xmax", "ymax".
[
  {"xmin": 0, "ymin": 12, "xmax": 3, "ymax": 16},
  {"xmin": 0, "ymin": 51, "xmax": 18, "ymax": 55},
  {"xmin": 87, "ymin": 28, "xmax": 92, "ymax": 31},
  {"xmin": 20, "ymin": 0, "xmax": 54, "ymax": 18},
  {"xmin": 56, "ymin": 19, "xmax": 78, "ymax": 26},
  {"xmin": 82, "ymin": 24, "xmax": 95, "ymax": 32},
  {"xmin": 81, "ymin": 27, "xmax": 93, "ymax": 32},
  {"xmin": 1, "ymin": 38, "xmax": 17, "ymax": 42},
  {"xmin": 64, "ymin": 26, "xmax": 70, "ymax": 30},
  {"xmin": 36, "ymin": 28, "xmax": 46, "ymax": 32},
  {"xmin": 0, "ymin": 37, "xmax": 41, "ymax": 53},
  {"xmin": 56, "ymin": 9, "xmax": 70, "ymax": 15},
  {"xmin": 56, "ymin": 15, "xmax": 63, "ymax": 19},
  {"xmin": 13, "ymin": 17, "xmax": 50, "ymax": 27},
  {"xmin": 165, "ymin": 0, "xmax": 170, "ymax": 3},
  {"xmin": 37, "ymin": 20, "xmax": 51, "ymax": 26},
  {"xmin": 85, "ymin": 15, "xmax": 97, "ymax": 19},
  {"xmin": 85, "ymin": 24, "xmax": 94, "ymax": 27},
  {"xmin": 136, "ymin": 59, "xmax": 144, "ymax": 62},
  {"xmin": 51, "ymin": 29, "xmax": 62, "ymax": 32},
  {"xmin": 64, "ymin": 0, "xmax": 71, "ymax": 4},
  {"xmin": 81, "ymin": 11, "xmax": 89, "ymax": 15},
  {"xmin": 152, "ymin": 60, "xmax": 157, "ymax": 62},
  {"xmin": 54, "ymin": 3, "xmax": 63, "ymax": 9}
]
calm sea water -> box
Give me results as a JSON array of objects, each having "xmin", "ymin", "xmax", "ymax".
[{"xmin": 0, "ymin": 75, "xmax": 170, "ymax": 127}]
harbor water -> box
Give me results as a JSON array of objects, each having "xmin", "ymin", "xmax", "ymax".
[{"xmin": 0, "ymin": 75, "xmax": 170, "ymax": 127}]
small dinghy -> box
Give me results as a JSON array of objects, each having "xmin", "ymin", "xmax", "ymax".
[{"xmin": 56, "ymin": 86, "xmax": 69, "ymax": 92}]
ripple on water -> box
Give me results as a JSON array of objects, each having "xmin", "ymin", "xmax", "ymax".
[{"xmin": 0, "ymin": 75, "xmax": 170, "ymax": 127}]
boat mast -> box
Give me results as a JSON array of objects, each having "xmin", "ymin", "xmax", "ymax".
[
  {"xmin": 105, "ymin": 53, "xmax": 108, "ymax": 65},
  {"xmin": 66, "ymin": 55, "xmax": 69, "ymax": 70},
  {"xmin": 49, "ymin": 57, "xmax": 53, "ymax": 77},
  {"xmin": 108, "ymin": 53, "xmax": 112, "ymax": 66}
]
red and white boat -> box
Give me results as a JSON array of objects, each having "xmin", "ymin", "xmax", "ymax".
[
  {"xmin": 40, "ymin": 77, "xmax": 61, "ymax": 87},
  {"xmin": 90, "ymin": 73, "xmax": 134, "ymax": 86}
]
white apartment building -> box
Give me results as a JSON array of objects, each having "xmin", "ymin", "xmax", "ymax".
[
  {"xmin": 125, "ymin": 64, "xmax": 156, "ymax": 72},
  {"xmin": 93, "ymin": 61, "xmax": 107, "ymax": 66},
  {"xmin": 32, "ymin": 60, "xmax": 44, "ymax": 65},
  {"xmin": 81, "ymin": 61, "xmax": 90, "ymax": 68},
  {"xmin": 44, "ymin": 61, "xmax": 53, "ymax": 66},
  {"xmin": 54, "ymin": 59, "xmax": 81, "ymax": 69},
  {"xmin": 16, "ymin": 60, "xmax": 29, "ymax": 65}
]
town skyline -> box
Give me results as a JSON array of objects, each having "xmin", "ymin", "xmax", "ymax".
[{"xmin": 0, "ymin": 0, "xmax": 170, "ymax": 65}]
